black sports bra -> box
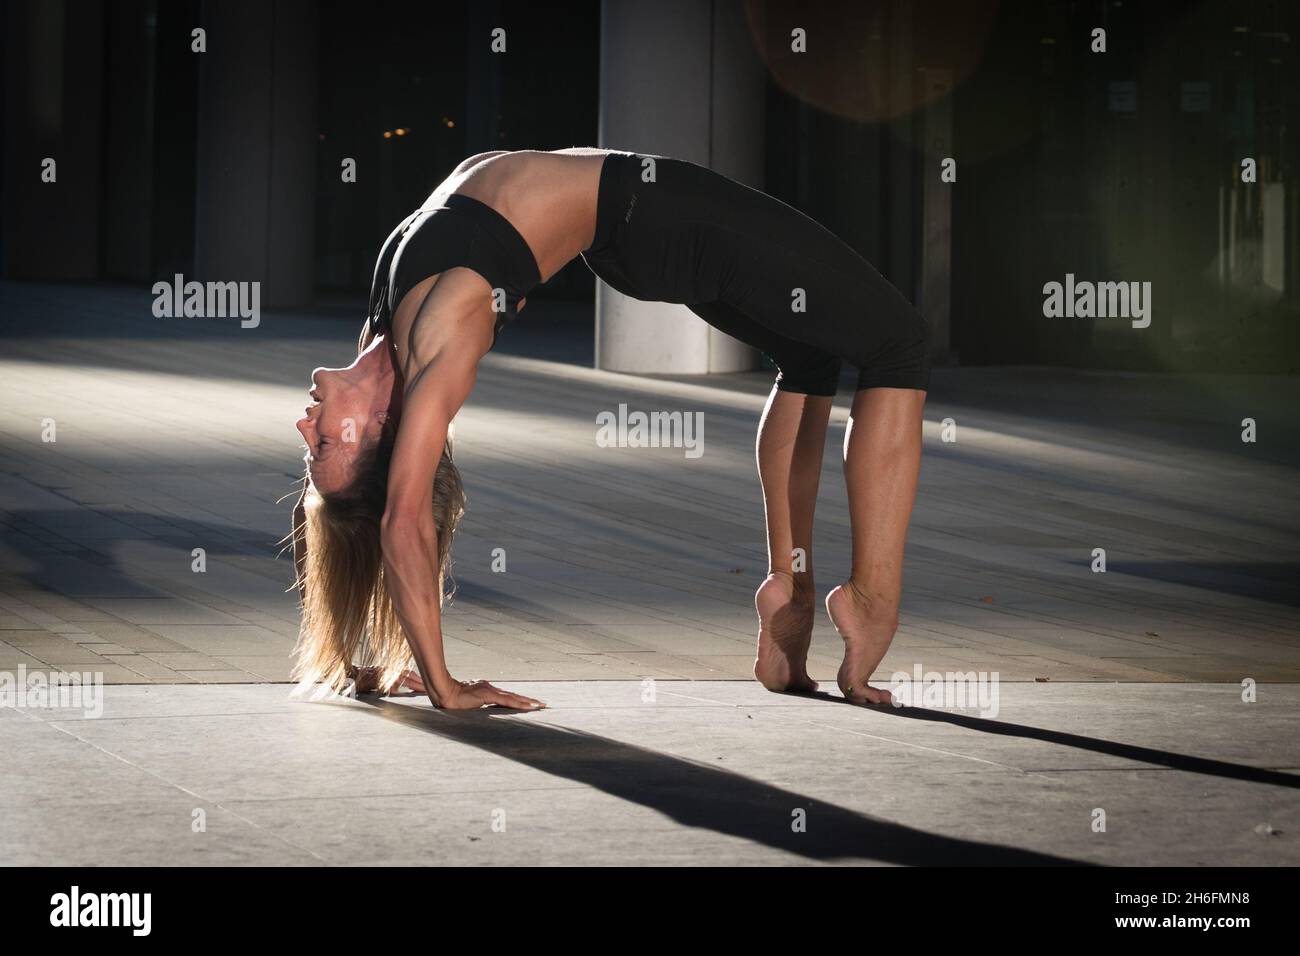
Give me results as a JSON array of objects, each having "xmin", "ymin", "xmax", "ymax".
[{"xmin": 366, "ymin": 194, "xmax": 542, "ymax": 340}]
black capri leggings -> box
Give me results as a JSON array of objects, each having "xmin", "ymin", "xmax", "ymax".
[{"xmin": 581, "ymin": 153, "xmax": 930, "ymax": 395}]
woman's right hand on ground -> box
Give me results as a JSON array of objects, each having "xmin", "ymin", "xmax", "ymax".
[{"xmin": 433, "ymin": 679, "xmax": 545, "ymax": 711}]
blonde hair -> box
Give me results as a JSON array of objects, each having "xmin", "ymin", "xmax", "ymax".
[{"xmin": 289, "ymin": 424, "xmax": 466, "ymax": 695}]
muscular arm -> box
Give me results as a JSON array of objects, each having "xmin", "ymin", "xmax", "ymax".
[
  {"xmin": 380, "ymin": 303, "xmax": 486, "ymax": 700},
  {"xmin": 378, "ymin": 278, "xmax": 542, "ymax": 710}
]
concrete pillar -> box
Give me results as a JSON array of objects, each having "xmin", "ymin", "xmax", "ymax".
[
  {"xmin": 1, "ymin": 0, "xmax": 106, "ymax": 280},
  {"xmin": 193, "ymin": 0, "xmax": 317, "ymax": 307},
  {"xmin": 595, "ymin": 0, "xmax": 765, "ymax": 376}
]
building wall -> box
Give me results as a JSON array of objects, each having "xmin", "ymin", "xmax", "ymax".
[
  {"xmin": 951, "ymin": 0, "xmax": 1300, "ymax": 372},
  {"xmin": 2, "ymin": 0, "xmax": 1295, "ymax": 371},
  {"xmin": 1, "ymin": 0, "xmax": 106, "ymax": 280}
]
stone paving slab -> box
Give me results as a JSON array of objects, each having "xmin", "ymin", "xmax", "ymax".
[
  {"xmin": 1, "ymin": 282, "xmax": 1299, "ymax": 865},
  {"xmin": 5, "ymin": 283, "xmax": 1298, "ymax": 688},
  {"xmin": 1, "ymin": 681, "xmax": 1296, "ymax": 866}
]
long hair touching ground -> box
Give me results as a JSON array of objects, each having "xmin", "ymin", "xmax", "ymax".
[{"xmin": 288, "ymin": 422, "xmax": 466, "ymax": 697}]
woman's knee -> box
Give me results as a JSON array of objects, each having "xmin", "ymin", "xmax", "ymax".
[{"xmin": 774, "ymin": 350, "xmax": 842, "ymax": 397}]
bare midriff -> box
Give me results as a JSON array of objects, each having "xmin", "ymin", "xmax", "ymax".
[
  {"xmin": 435, "ymin": 148, "xmax": 612, "ymax": 283},
  {"xmin": 382, "ymin": 149, "xmax": 614, "ymax": 363}
]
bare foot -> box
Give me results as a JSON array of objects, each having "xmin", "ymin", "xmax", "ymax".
[
  {"xmin": 754, "ymin": 572, "xmax": 818, "ymax": 693},
  {"xmin": 826, "ymin": 582, "xmax": 896, "ymax": 705}
]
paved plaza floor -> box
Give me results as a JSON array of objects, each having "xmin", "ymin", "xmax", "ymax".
[{"xmin": 1, "ymin": 281, "xmax": 1297, "ymax": 864}]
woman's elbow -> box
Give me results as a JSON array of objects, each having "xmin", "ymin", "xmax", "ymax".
[{"xmin": 380, "ymin": 508, "xmax": 436, "ymax": 557}]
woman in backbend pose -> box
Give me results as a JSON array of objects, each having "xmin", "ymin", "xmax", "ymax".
[{"xmin": 291, "ymin": 148, "xmax": 929, "ymax": 711}]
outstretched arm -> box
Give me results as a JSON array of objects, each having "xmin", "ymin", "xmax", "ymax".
[{"xmin": 380, "ymin": 294, "xmax": 544, "ymax": 711}]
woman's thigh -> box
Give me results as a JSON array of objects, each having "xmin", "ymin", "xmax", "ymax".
[
  {"xmin": 689, "ymin": 301, "xmax": 842, "ymax": 397},
  {"xmin": 712, "ymin": 220, "xmax": 929, "ymax": 389},
  {"xmin": 666, "ymin": 165, "xmax": 930, "ymax": 388}
]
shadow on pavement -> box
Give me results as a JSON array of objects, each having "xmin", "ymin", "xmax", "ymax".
[
  {"xmin": 1, "ymin": 508, "xmax": 289, "ymax": 601},
  {"xmin": 1110, "ymin": 560, "xmax": 1300, "ymax": 609},
  {"xmin": 862, "ymin": 699, "xmax": 1300, "ymax": 790},
  {"xmin": 360, "ymin": 695, "xmax": 1092, "ymax": 865}
]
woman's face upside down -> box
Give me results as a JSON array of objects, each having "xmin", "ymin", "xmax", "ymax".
[{"xmin": 294, "ymin": 343, "xmax": 397, "ymax": 495}]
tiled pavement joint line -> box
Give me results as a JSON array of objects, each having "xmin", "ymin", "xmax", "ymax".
[
  {"xmin": 659, "ymin": 687, "xmax": 753, "ymax": 706},
  {"xmin": 11, "ymin": 704, "xmax": 331, "ymax": 864},
  {"xmin": 36, "ymin": 708, "xmax": 305, "ymax": 723},
  {"xmin": 217, "ymin": 784, "xmax": 590, "ymax": 805},
  {"xmin": 793, "ymin": 717, "xmax": 1026, "ymax": 772},
  {"xmin": 1022, "ymin": 767, "xmax": 1300, "ymax": 775}
]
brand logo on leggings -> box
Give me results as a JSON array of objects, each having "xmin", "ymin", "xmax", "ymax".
[
  {"xmin": 624, "ymin": 194, "xmax": 637, "ymax": 223},
  {"xmin": 595, "ymin": 403, "xmax": 703, "ymax": 459},
  {"xmin": 151, "ymin": 273, "xmax": 261, "ymax": 328}
]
